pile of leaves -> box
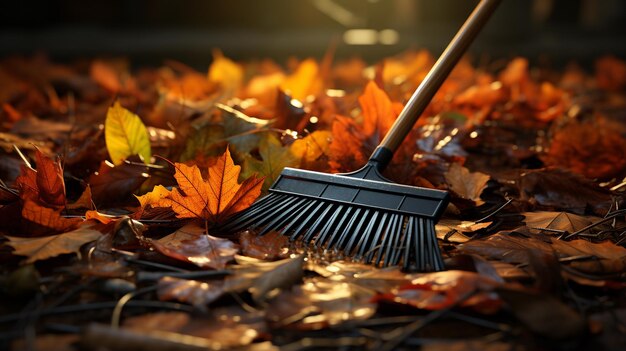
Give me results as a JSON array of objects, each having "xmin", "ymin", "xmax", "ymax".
[{"xmin": 0, "ymin": 50, "xmax": 625, "ymax": 350}]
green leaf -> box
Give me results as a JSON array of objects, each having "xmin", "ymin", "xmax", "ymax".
[
  {"xmin": 105, "ymin": 101, "xmax": 152, "ymax": 165},
  {"xmin": 241, "ymin": 132, "xmax": 298, "ymax": 191}
]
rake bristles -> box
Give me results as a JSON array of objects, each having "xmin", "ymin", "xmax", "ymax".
[{"xmin": 219, "ymin": 192, "xmax": 445, "ymax": 271}]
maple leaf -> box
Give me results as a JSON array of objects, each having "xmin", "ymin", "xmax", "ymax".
[
  {"xmin": 444, "ymin": 163, "xmax": 490, "ymax": 205},
  {"xmin": 153, "ymin": 148, "xmax": 263, "ymax": 223},
  {"xmin": 241, "ymin": 133, "xmax": 298, "ymax": 192},
  {"xmin": 208, "ymin": 50, "xmax": 243, "ymax": 96},
  {"xmin": 328, "ymin": 116, "xmax": 370, "ymax": 173},
  {"xmin": 150, "ymin": 223, "xmax": 239, "ymax": 269},
  {"xmin": 15, "ymin": 149, "xmax": 66, "ymax": 208},
  {"xmin": 5, "ymin": 224, "xmax": 102, "ymax": 263},
  {"xmin": 279, "ymin": 58, "xmax": 322, "ymax": 101},
  {"xmin": 105, "ymin": 101, "xmax": 152, "ymax": 165},
  {"xmin": 358, "ymin": 80, "xmax": 403, "ymax": 140},
  {"xmin": 523, "ymin": 211, "xmax": 600, "ymax": 234}
]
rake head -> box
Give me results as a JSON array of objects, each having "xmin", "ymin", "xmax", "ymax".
[{"xmin": 219, "ymin": 165, "xmax": 449, "ymax": 271}]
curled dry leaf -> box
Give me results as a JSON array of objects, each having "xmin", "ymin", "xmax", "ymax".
[
  {"xmin": 266, "ymin": 277, "xmax": 376, "ymax": 330},
  {"xmin": 151, "ymin": 223, "xmax": 239, "ymax": 269},
  {"xmin": 5, "ymin": 224, "xmax": 102, "ymax": 263},
  {"xmin": 15, "ymin": 149, "xmax": 66, "ymax": 208},
  {"xmin": 225, "ymin": 255, "xmax": 304, "ymax": 303},
  {"xmin": 238, "ymin": 231, "xmax": 290, "ymax": 260},
  {"xmin": 157, "ymin": 276, "xmax": 225, "ymax": 310},
  {"xmin": 444, "ymin": 163, "xmax": 490, "ymax": 205},
  {"xmin": 307, "ymin": 260, "xmax": 411, "ymax": 293},
  {"xmin": 373, "ymin": 270, "xmax": 502, "ymax": 314}
]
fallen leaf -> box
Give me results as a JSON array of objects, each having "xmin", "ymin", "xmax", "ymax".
[
  {"xmin": 523, "ymin": 211, "xmax": 600, "ymax": 233},
  {"xmin": 90, "ymin": 60, "xmax": 122, "ymax": 93},
  {"xmin": 66, "ymin": 185, "xmax": 93, "ymax": 210},
  {"xmin": 123, "ymin": 312, "xmax": 190, "ymax": 333},
  {"xmin": 496, "ymin": 286, "xmax": 586, "ymax": 340},
  {"xmin": 444, "ymin": 163, "xmax": 490, "ymax": 205},
  {"xmin": 373, "ymin": 270, "xmax": 502, "ymax": 314},
  {"xmin": 105, "ymin": 101, "xmax": 152, "ymax": 165},
  {"xmin": 146, "ymin": 148, "xmax": 263, "ymax": 223},
  {"xmin": 543, "ymin": 118, "xmax": 626, "ymax": 180},
  {"xmin": 290, "ymin": 130, "xmax": 331, "ymax": 168},
  {"xmin": 88, "ymin": 159, "xmax": 149, "ymax": 207},
  {"xmin": 151, "ymin": 223, "xmax": 239, "ymax": 269},
  {"xmin": 238, "ymin": 231, "xmax": 290, "ymax": 260},
  {"xmin": 458, "ymin": 232, "xmax": 626, "ymax": 274},
  {"xmin": 328, "ymin": 116, "xmax": 370, "ymax": 172},
  {"xmin": 208, "ymin": 50, "xmax": 243, "ymax": 96},
  {"xmin": 15, "ymin": 149, "xmax": 66, "ymax": 208},
  {"xmin": 22, "ymin": 199, "xmax": 82, "ymax": 232},
  {"xmin": 241, "ymin": 133, "xmax": 298, "ymax": 191},
  {"xmin": 280, "ymin": 58, "xmax": 322, "ymax": 101},
  {"xmin": 266, "ymin": 276, "xmax": 376, "ymax": 330},
  {"xmin": 518, "ymin": 169, "xmax": 612, "ymax": 215},
  {"xmin": 157, "ymin": 276, "xmax": 225, "ymax": 310},
  {"xmin": 359, "ymin": 80, "xmax": 402, "ymax": 140},
  {"xmin": 5, "ymin": 224, "xmax": 102, "ymax": 263},
  {"xmin": 225, "ymin": 255, "xmax": 304, "ymax": 303}
]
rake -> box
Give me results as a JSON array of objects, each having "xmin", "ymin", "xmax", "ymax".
[{"xmin": 220, "ymin": 0, "xmax": 501, "ymax": 271}]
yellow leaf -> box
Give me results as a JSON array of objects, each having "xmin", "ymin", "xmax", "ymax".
[
  {"xmin": 135, "ymin": 184, "xmax": 171, "ymax": 208},
  {"xmin": 105, "ymin": 101, "xmax": 152, "ymax": 165},
  {"xmin": 290, "ymin": 130, "xmax": 331, "ymax": 163},
  {"xmin": 280, "ymin": 58, "xmax": 322, "ymax": 101},
  {"xmin": 242, "ymin": 133, "xmax": 298, "ymax": 191},
  {"xmin": 6, "ymin": 224, "xmax": 102, "ymax": 263},
  {"xmin": 208, "ymin": 50, "xmax": 244, "ymax": 95},
  {"xmin": 444, "ymin": 163, "xmax": 490, "ymax": 205}
]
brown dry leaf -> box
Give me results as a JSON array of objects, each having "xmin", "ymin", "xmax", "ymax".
[
  {"xmin": 308, "ymin": 260, "xmax": 412, "ymax": 293},
  {"xmin": 523, "ymin": 211, "xmax": 600, "ymax": 233},
  {"xmin": 66, "ymin": 185, "xmax": 93, "ymax": 210},
  {"xmin": 444, "ymin": 163, "xmax": 490, "ymax": 205},
  {"xmin": 266, "ymin": 277, "xmax": 376, "ymax": 330},
  {"xmin": 5, "ymin": 224, "xmax": 102, "ymax": 263},
  {"xmin": 518, "ymin": 169, "xmax": 612, "ymax": 215},
  {"xmin": 458, "ymin": 232, "xmax": 626, "ymax": 274},
  {"xmin": 22, "ymin": 199, "xmax": 82, "ymax": 232},
  {"xmin": 88, "ymin": 159, "xmax": 149, "ymax": 207},
  {"xmin": 157, "ymin": 276, "xmax": 225, "ymax": 310},
  {"xmin": 151, "ymin": 223, "xmax": 239, "ymax": 269},
  {"xmin": 238, "ymin": 231, "xmax": 290, "ymax": 260},
  {"xmin": 120, "ymin": 307, "xmax": 266, "ymax": 349},
  {"xmin": 373, "ymin": 270, "xmax": 502, "ymax": 314},
  {"xmin": 225, "ymin": 255, "xmax": 304, "ymax": 303},
  {"xmin": 11, "ymin": 334, "xmax": 79, "ymax": 351}
]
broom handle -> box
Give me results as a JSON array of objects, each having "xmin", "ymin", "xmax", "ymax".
[{"xmin": 370, "ymin": 0, "xmax": 501, "ymax": 168}]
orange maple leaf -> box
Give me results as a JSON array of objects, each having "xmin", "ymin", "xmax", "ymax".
[
  {"xmin": 140, "ymin": 148, "xmax": 264, "ymax": 225},
  {"xmin": 359, "ymin": 81, "xmax": 403, "ymax": 141}
]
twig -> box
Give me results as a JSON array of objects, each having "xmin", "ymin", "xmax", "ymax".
[
  {"xmin": 0, "ymin": 300, "xmax": 193, "ymax": 324},
  {"xmin": 475, "ymin": 198, "xmax": 513, "ymax": 223},
  {"xmin": 563, "ymin": 209, "xmax": 626, "ymax": 240},
  {"xmin": 111, "ymin": 286, "xmax": 158, "ymax": 328},
  {"xmin": 136, "ymin": 270, "xmax": 231, "ymax": 283}
]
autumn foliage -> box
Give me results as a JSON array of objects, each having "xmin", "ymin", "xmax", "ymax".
[{"xmin": 0, "ymin": 51, "xmax": 625, "ymax": 350}]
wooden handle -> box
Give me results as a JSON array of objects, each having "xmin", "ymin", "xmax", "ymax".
[{"xmin": 371, "ymin": 0, "xmax": 501, "ymax": 165}]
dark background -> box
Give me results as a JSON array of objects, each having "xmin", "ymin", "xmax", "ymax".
[{"xmin": 0, "ymin": 0, "xmax": 625, "ymax": 67}]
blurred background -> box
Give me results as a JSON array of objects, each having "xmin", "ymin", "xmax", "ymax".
[{"xmin": 0, "ymin": 0, "xmax": 625, "ymax": 66}]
